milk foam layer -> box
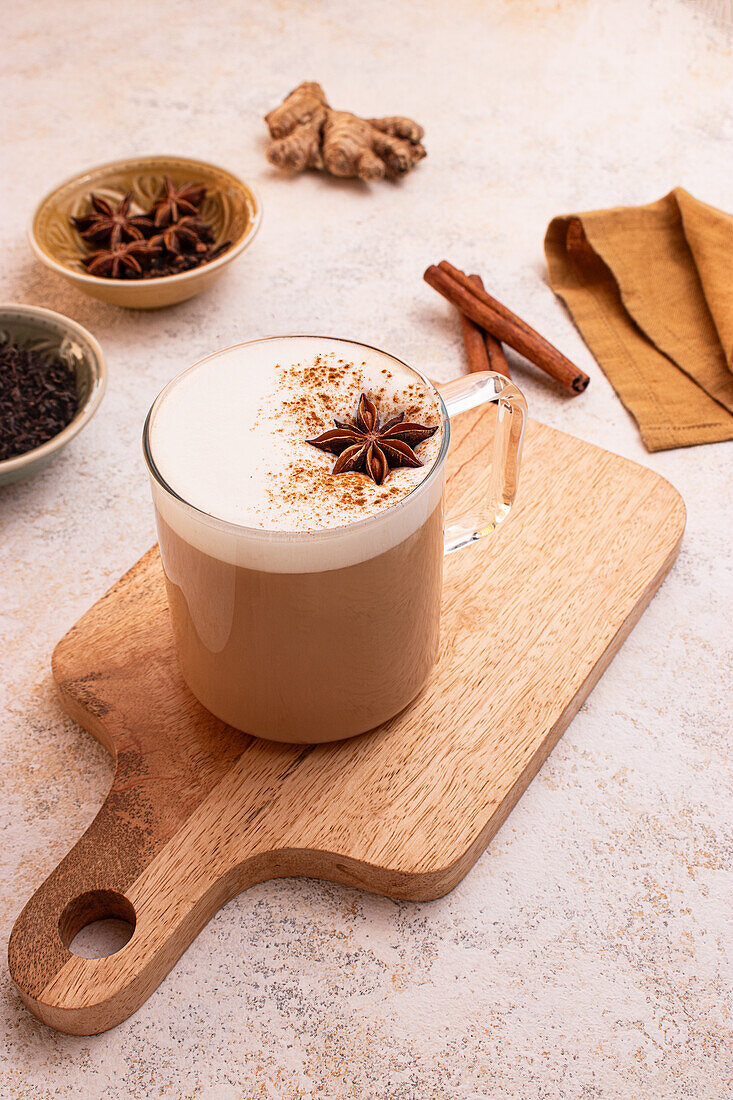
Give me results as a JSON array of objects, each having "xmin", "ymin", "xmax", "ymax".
[{"xmin": 146, "ymin": 337, "xmax": 447, "ymax": 573}]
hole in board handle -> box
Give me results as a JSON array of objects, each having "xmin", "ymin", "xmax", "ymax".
[{"xmin": 59, "ymin": 889, "xmax": 136, "ymax": 959}]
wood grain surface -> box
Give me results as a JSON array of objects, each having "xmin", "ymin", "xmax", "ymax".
[{"xmin": 8, "ymin": 408, "xmax": 685, "ymax": 1035}]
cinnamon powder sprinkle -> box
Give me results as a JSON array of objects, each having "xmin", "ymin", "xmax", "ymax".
[{"xmin": 263, "ymin": 351, "xmax": 442, "ymax": 530}]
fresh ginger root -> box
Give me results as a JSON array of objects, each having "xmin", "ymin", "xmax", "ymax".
[{"xmin": 264, "ymin": 82, "xmax": 426, "ymax": 181}]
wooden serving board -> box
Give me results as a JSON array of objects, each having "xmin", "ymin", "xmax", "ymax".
[{"xmin": 8, "ymin": 408, "xmax": 685, "ymax": 1035}]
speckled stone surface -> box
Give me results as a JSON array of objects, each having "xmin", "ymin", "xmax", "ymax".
[{"xmin": 2, "ymin": 1, "xmax": 732, "ymax": 1096}]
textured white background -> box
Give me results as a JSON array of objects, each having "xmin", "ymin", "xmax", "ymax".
[{"xmin": 2, "ymin": 1, "xmax": 732, "ymax": 1097}]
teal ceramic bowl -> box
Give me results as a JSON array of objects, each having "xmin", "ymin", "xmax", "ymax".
[{"xmin": 0, "ymin": 304, "xmax": 107, "ymax": 486}]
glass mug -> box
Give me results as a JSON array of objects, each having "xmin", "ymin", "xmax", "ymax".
[{"xmin": 143, "ymin": 336, "xmax": 527, "ymax": 743}]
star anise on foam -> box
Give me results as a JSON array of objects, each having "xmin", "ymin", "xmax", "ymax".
[
  {"xmin": 306, "ymin": 393, "xmax": 439, "ymax": 486},
  {"xmin": 83, "ymin": 239, "xmax": 160, "ymax": 279},
  {"xmin": 72, "ymin": 192, "xmax": 153, "ymax": 247},
  {"xmin": 151, "ymin": 177, "xmax": 207, "ymax": 227}
]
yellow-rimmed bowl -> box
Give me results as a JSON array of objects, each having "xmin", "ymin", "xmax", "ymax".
[
  {"xmin": 29, "ymin": 155, "xmax": 262, "ymax": 310},
  {"xmin": 0, "ymin": 304, "xmax": 106, "ymax": 487}
]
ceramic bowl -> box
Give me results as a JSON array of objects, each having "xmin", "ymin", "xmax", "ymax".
[
  {"xmin": 29, "ymin": 155, "xmax": 261, "ymax": 310},
  {"xmin": 0, "ymin": 304, "xmax": 107, "ymax": 486}
]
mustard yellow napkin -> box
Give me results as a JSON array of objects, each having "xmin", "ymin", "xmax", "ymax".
[{"xmin": 545, "ymin": 189, "xmax": 733, "ymax": 450}]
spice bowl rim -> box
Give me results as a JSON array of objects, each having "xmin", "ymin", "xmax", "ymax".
[
  {"xmin": 27, "ymin": 153, "xmax": 262, "ymax": 291},
  {"xmin": 0, "ymin": 302, "xmax": 107, "ymax": 481}
]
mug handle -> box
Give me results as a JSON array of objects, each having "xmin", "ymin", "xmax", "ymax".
[{"xmin": 438, "ymin": 372, "xmax": 527, "ymax": 554}]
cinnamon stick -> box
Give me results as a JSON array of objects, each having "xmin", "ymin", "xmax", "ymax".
[
  {"xmin": 459, "ymin": 278, "xmax": 491, "ymax": 375},
  {"xmin": 484, "ymin": 331, "xmax": 509, "ymax": 377},
  {"xmin": 425, "ymin": 262, "xmax": 589, "ymax": 394},
  {"xmin": 470, "ymin": 274, "xmax": 510, "ymax": 378}
]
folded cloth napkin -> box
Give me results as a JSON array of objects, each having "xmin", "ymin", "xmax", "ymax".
[{"xmin": 545, "ymin": 188, "xmax": 733, "ymax": 451}]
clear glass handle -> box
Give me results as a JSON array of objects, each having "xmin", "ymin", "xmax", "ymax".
[{"xmin": 439, "ymin": 371, "xmax": 527, "ymax": 554}]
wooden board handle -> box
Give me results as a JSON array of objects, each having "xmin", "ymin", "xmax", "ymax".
[
  {"xmin": 7, "ymin": 783, "xmax": 270, "ymax": 1034},
  {"xmin": 8, "ymin": 792, "xmax": 142, "ymax": 1032}
]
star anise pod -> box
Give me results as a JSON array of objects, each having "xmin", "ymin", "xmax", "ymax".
[
  {"xmin": 151, "ymin": 216, "xmax": 214, "ymax": 255},
  {"xmin": 72, "ymin": 192, "xmax": 153, "ymax": 247},
  {"xmin": 151, "ymin": 177, "xmax": 207, "ymax": 227},
  {"xmin": 306, "ymin": 393, "xmax": 439, "ymax": 485},
  {"xmin": 82, "ymin": 239, "xmax": 159, "ymax": 279}
]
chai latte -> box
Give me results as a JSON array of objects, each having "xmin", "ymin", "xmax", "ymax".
[{"xmin": 146, "ymin": 337, "xmax": 446, "ymax": 742}]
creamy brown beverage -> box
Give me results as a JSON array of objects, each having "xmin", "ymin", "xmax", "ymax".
[{"xmin": 145, "ymin": 336, "xmax": 446, "ymax": 743}]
